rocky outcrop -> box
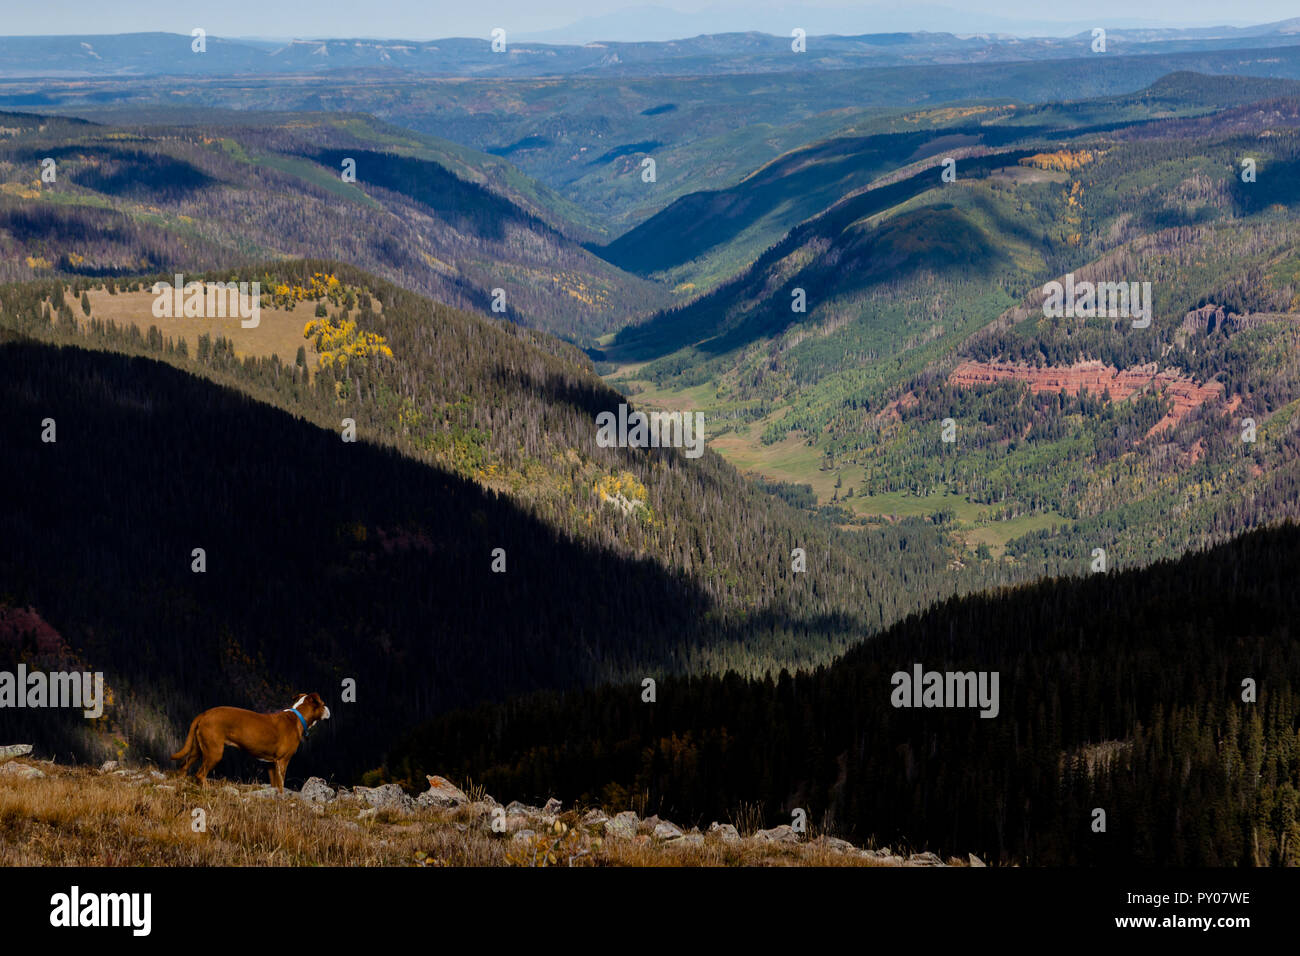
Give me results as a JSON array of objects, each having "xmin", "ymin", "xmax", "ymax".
[
  {"xmin": 416, "ymin": 775, "xmax": 468, "ymax": 809},
  {"xmin": 353, "ymin": 783, "xmax": 415, "ymax": 815},
  {"xmin": 1181, "ymin": 303, "xmax": 1296, "ymax": 336},
  {"xmin": 300, "ymin": 777, "xmax": 336, "ymax": 804},
  {"xmin": 2, "ymin": 753, "xmax": 977, "ymax": 865},
  {"xmin": 604, "ymin": 810, "xmax": 639, "ymax": 840},
  {"xmin": 753, "ymin": 824, "xmax": 800, "ymax": 844},
  {"xmin": 949, "ymin": 359, "xmax": 1223, "ymax": 436},
  {"xmin": 0, "ymin": 759, "xmax": 44, "ymax": 779},
  {"xmin": 709, "ymin": 822, "xmax": 741, "ymax": 843},
  {"xmin": 813, "ymin": 835, "xmax": 857, "ymax": 854},
  {"xmin": 653, "ymin": 821, "xmax": 684, "ymax": 841},
  {"xmin": 0, "ymin": 744, "xmax": 33, "ymax": 765},
  {"xmin": 326, "ymin": 771, "xmax": 966, "ymax": 865}
]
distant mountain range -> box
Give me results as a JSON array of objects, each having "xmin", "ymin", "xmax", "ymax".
[
  {"xmin": 516, "ymin": 5, "xmax": 1300, "ymax": 44},
  {"xmin": 2, "ymin": 20, "xmax": 1300, "ymax": 78}
]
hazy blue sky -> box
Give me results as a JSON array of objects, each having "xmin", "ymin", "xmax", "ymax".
[{"xmin": 6, "ymin": 1, "xmax": 1300, "ymax": 41}]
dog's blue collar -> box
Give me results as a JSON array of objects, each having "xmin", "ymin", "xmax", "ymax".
[{"xmin": 286, "ymin": 707, "xmax": 310, "ymax": 735}]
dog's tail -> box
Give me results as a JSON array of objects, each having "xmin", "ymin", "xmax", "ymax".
[{"xmin": 171, "ymin": 716, "xmax": 201, "ymax": 763}]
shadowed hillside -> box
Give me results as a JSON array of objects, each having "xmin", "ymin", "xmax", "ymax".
[
  {"xmin": 386, "ymin": 523, "xmax": 1300, "ymax": 867},
  {"xmin": 0, "ymin": 261, "xmax": 1032, "ymax": 782}
]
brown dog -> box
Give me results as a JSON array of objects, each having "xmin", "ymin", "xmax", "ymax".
[{"xmin": 171, "ymin": 692, "xmax": 330, "ymax": 791}]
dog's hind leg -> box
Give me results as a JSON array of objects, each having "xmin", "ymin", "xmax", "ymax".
[
  {"xmin": 195, "ymin": 734, "xmax": 224, "ymax": 788},
  {"xmin": 269, "ymin": 760, "xmax": 287, "ymax": 793},
  {"xmin": 178, "ymin": 744, "xmax": 199, "ymax": 776}
]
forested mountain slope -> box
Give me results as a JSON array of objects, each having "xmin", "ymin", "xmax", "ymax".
[
  {"xmin": 0, "ymin": 110, "xmax": 662, "ymax": 343},
  {"xmin": 0, "ymin": 261, "xmax": 1036, "ymax": 779},
  {"xmin": 603, "ymin": 78, "xmax": 1300, "ymax": 587},
  {"xmin": 597, "ymin": 73, "xmax": 1300, "ymax": 291},
  {"xmin": 386, "ymin": 522, "xmax": 1300, "ymax": 867}
]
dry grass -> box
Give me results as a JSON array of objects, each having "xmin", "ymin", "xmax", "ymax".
[
  {"xmin": 0, "ymin": 761, "xmax": 939, "ymax": 867},
  {"xmin": 64, "ymin": 287, "xmax": 323, "ymax": 369}
]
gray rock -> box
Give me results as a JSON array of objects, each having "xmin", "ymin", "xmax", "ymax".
[
  {"xmin": 248, "ymin": 787, "xmax": 280, "ymax": 799},
  {"xmin": 542, "ymin": 797, "xmax": 562, "ymax": 814},
  {"xmin": 968, "ymin": 853, "xmax": 987, "ymax": 867},
  {"xmin": 753, "ymin": 825, "xmax": 800, "ymax": 844},
  {"xmin": 418, "ymin": 775, "xmax": 468, "ymax": 809},
  {"xmin": 299, "ymin": 777, "xmax": 336, "ymax": 804},
  {"xmin": 222, "ymin": 785, "xmax": 241, "ymax": 797},
  {"xmin": 672, "ymin": 832, "xmax": 706, "ymax": 848},
  {"xmin": 604, "ymin": 810, "xmax": 639, "ymax": 840},
  {"xmin": 505, "ymin": 800, "xmax": 537, "ymax": 816},
  {"xmin": 358, "ymin": 807, "xmax": 377, "ymax": 821},
  {"xmin": 0, "ymin": 744, "xmax": 33, "ymax": 765},
  {"xmin": 512, "ymin": 829, "xmax": 536, "ymax": 843},
  {"xmin": 0, "ymin": 761, "xmax": 44, "ymax": 779},
  {"xmin": 353, "ymin": 783, "xmax": 414, "ymax": 814},
  {"xmin": 99, "ymin": 760, "xmax": 119, "ymax": 773},
  {"xmin": 816, "ymin": 836, "xmax": 856, "ymax": 854},
  {"xmin": 907, "ymin": 851, "xmax": 944, "ymax": 866},
  {"xmin": 582, "ymin": 809, "xmax": 609, "ymax": 827},
  {"xmin": 653, "ymin": 821, "xmax": 684, "ymax": 841},
  {"xmin": 708, "ymin": 822, "xmax": 741, "ymax": 843}
]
